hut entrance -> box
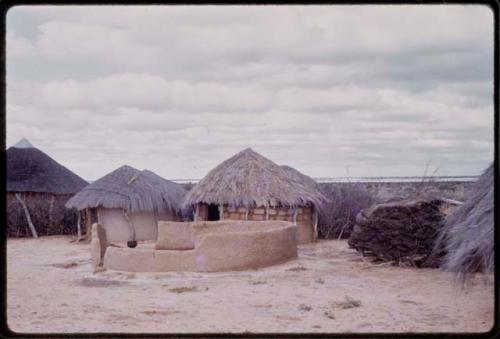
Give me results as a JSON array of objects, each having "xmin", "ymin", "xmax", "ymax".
[{"xmin": 207, "ymin": 204, "xmax": 220, "ymax": 221}]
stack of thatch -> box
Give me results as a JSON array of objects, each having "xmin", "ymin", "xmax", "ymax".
[
  {"xmin": 348, "ymin": 199, "xmax": 445, "ymax": 267},
  {"xmin": 433, "ymin": 164, "xmax": 493, "ymax": 280}
]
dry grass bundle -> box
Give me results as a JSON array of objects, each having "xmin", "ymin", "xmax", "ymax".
[
  {"xmin": 433, "ymin": 164, "xmax": 493, "ymax": 280},
  {"xmin": 348, "ymin": 199, "xmax": 445, "ymax": 267}
]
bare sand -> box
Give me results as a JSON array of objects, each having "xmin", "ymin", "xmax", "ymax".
[{"xmin": 7, "ymin": 236, "xmax": 494, "ymax": 334}]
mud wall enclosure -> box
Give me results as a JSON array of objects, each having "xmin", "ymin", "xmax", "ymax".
[
  {"xmin": 195, "ymin": 204, "xmax": 315, "ymax": 244},
  {"xmin": 99, "ymin": 220, "xmax": 298, "ymax": 272}
]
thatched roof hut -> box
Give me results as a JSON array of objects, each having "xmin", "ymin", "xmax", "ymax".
[
  {"xmin": 184, "ymin": 148, "xmax": 327, "ymax": 244},
  {"xmin": 280, "ymin": 165, "xmax": 319, "ymax": 190},
  {"xmin": 185, "ymin": 148, "xmax": 326, "ymax": 208},
  {"xmin": 66, "ymin": 165, "xmax": 186, "ymax": 215},
  {"xmin": 66, "ymin": 165, "xmax": 187, "ymax": 243},
  {"xmin": 7, "ymin": 138, "xmax": 88, "ymax": 237},
  {"xmin": 7, "ymin": 138, "xmax": 88, "ymax": 195},
  {"xmin": 433, "ymin": 164, "xmax": 494, "ymax": 279}
]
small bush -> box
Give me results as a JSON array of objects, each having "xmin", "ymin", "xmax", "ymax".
[
  {"xmin": 168, "ymin": 286, "xmax": 198, "ymax": 293},
  {"xmin": 338, "ymin": 296, "xmax": 362, "ymax": 309},
  {"xmin": 317, "ymin": 183, "xmax": 374, "ymax": 239}
]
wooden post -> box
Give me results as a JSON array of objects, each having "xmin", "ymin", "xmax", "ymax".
[
  {"xmin": 292, "ymin": 208, "xmax": 298, "ymax": 225},
  {"xmin": 312, "ymin": 206, "xmax": 319, "ymax": 241},
  {"xmin": 15, "ymin": 193, "xmax": 38, "ymax": 238},
  {"xmin": 265, "ymin": 206, "xmax": 269, "ymax": 221},
  {"xmin": 245, "ymin": 207, "xmax": 249, "ymax": 220},
  {"xmin": 76, "ymin": 210, "xmax": 82, "ymax": 240},
  {"xmin": 194, "ymin": 205, "xmax": 199, "ymax": 221},
  {"xmin": 219, "ymin": 204, "xmax": 224, "ymax": 220}
]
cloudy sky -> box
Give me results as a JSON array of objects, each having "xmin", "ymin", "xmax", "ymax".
[{"xmin": 7, "ymin": 5, "xmax": 494, "ymax": 181}]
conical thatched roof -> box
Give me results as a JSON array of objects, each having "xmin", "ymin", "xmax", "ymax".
[
  {"xmin": 434, "ymin": 163, "xmax": 493, "ymax": 279},
  {"xmin": 280, "ymin": 165, "xmax": 319, "ymax": 190},
  {"xmin": 65, "ymin": 165, "xmax": 187, "ymax": 214},
  {"xmin": 184, "ymin": 148, "xmax": 327, "ymax": 208},
  {"xmin": 7, "ymin": 139, "xmax": 88, "ymax": 195}
]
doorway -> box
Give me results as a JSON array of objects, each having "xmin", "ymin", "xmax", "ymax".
[{"xmin": 207, "ymin": 204, "xmax": 220, "ymax": 221}]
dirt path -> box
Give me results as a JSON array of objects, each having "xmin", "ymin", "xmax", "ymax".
[{"xmin": 7, "ymin": 236, "xmax": 494, "ymax": 334}]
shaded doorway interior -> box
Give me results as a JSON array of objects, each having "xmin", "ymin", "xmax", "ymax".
[{"xmin": 207, "ymin": 204, "xmax": 220, "ymax": 221}]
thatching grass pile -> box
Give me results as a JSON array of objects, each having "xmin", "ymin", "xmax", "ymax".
[
  {"xmin": 433, "ymin": 164, "xmax": 493, "ymax": 279},
  {"xmin": 316, "ymin": 183, "xmax": 374, "ymax": 239},
  {"xmin": 66, "ymin": 165, "xmax": 187, "ymax": 215},
  {"xmin": 348, "ymin": 199, "xmax": 446, "ymax": 267},
  {"xmin": 183, "ymin": 148, "xmax": 327, "ymax": 208}
]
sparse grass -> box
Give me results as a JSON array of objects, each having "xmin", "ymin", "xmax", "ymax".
[
  {"xmin": 338, "ymin": 296, "xmax": 362, "ymax": 309},
  {"xmin": 52, "ymin": 262, "xmax": 78, "ymax": 269},
  {"xmin": 315, "ymin": 278, "xmax": 325, "ymax": 284},
  {"xmin": 323, "ymin": 310, "xmax": 335, "ymax": 319},
  {"xmin": 168, "ymin": 286, "xmax": 199, "ymax": 293},
  {"xmin": 79, "ymin": 277, "xmax": 128, "ymax": 287},
  {"xmin": 286, "ymin": 265, "xmax": 307, "ymax": 272},
  {"xmin": 299, "ymin": 304, "xmax": 312, "ymax": 312},
  {"xmin": 250, "ymin": 280, "xmax": 267, "ymax": 285}
]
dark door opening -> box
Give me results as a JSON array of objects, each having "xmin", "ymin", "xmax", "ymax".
[{"xmin": 207, "ymin": 204, "xmax": 220, "ymax": 221}]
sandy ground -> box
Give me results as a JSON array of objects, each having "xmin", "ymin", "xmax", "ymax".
[{"xmin": 7, "ymin": 236, "xmax": 494, "ymax": 334}]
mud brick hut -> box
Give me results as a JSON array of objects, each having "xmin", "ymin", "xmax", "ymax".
[
  {"xmin": 66, "ymin": 165, "xmax": 187, "ymax": 244},
  {"xmin": 433, "ymin": 163, "xmax": 493, "ymax": 280},
  {"xmin": 7, "ymin": 138, "xmax": 88, "ymax": 237},
  {"xmin": 183, "ymin": 148, "xmax": 327, "ymax": 244}
]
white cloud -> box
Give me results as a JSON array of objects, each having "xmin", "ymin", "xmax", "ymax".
[{"xmin": 6, "ymin": 5, "xmax": 494, "ymax": 180}]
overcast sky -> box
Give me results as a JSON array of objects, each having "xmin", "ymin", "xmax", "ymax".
[{"xmin": 6, "ymin": 5, "xmax": 494, "ymax": 181}]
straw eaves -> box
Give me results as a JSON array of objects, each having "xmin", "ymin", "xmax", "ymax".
[
  {"xmin": 433, "ymin": 163, "xmax": 493, "ymax": 279},
  {"xmin": 183, "ymin": 148, "xmax": 327, "ymax": 208},
  {"xmin": 65, "ymin": 165, "xmax": 186, "ymax": 214}
]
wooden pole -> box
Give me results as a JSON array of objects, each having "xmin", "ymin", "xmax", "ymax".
[
  {"xmin": 85, "ymin": 208, "xmax": 92, "ymax": 242},
  {"xmin": 76, "ymin": 210, "xmax": 82, "ymax": 240},
  {"xmin": 219, "ymin": 204, "xmax": 224, "ymax": 220},
  {"xmin": 194, "ymin": 205, "xmax": 199, "ymax": 221},
  {"xmin": 15, "ymin": 193, "xmax": 38, "ymax": 238}
]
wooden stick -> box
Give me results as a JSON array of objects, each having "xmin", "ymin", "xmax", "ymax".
[
  {"xmin": 76, "ymin": 210, "xmax": 82, "ymax": 240},
  {"xmin": 85, "ymin": 208, "xmax": 92, "ymax": 242},
  {"xmin": 15, "ymin": 193, "xmax": 38, "ymax": 238}
]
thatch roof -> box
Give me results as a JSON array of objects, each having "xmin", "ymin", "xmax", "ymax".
[
  {"xmin": 434, "ymin": 163, "xmax": 493, "ymax": 279},
  {"xmin": 280, "ymin": 165, "xmax": 319, "ymax": 190},
  {"xmin": 7, "ymin": 139, "xmax": 88, "ymax": 195},
  {"xmin": 65, "ymin": 165, "xmax": 187, "ymax": 215},
  {"xmin": 184, "ymin": 148, "xmax": 327, "ymax": 208}
]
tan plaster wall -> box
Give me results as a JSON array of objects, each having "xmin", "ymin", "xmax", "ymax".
[
  {"xmin": 97, "ymin": 207, "xmax": 176, "ymax": 243},
  {"xmin": 103, "ymin": 220, "xmax": 298, "ymax": 272}
]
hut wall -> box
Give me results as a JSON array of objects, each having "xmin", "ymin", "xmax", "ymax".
[
  {"xmin": 97, "ymin": 207, "xmax": 178, "ymax": 243},
  {"xmin": 196, "ymin": 203, "xmax": 314, "ymax": 244}
]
